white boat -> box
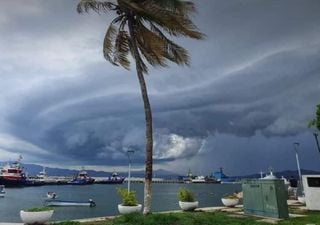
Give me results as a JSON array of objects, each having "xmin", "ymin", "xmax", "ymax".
[
  {"xmin": 191, "ymin": 175, "xmax": 206, "ymax": 183},
  {"xmin": 0, "ymin": 185, "xmax": 5, "ymax": 197},
  {"xmin": 45, "ymin": 199, "xmax": 96, "ymax": 207},
  {"xmin": 47, "ymin": 192, "xmax": 57, "ymax": 199},
  {"xmin": 36, "ymin": 167, "xmax": 57, "ymax": 184}
]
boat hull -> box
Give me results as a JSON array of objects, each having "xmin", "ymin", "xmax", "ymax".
[
  {"xmin": 67, "ymin": 179, "xmax": 95, "ymax": 185},
  {"xmin": 96, "ymin": 178, "xmax": 125, "ymax": 184},
  {"xmin": 45, "ymin": 200, "xmax": 96, "ymax": 207},
  {"xmin": 0, "ymin": 177, "xmax": 25, "ymax": 187}
]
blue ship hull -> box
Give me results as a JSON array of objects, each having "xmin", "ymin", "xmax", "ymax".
[{"xmin": 68, "ymin": 179, "xmax": 95, "ymax": 185}]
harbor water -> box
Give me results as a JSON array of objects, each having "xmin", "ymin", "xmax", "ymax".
[{"xmin": 0, "ymin": 183, "xmax": 241, "ymax": 222}]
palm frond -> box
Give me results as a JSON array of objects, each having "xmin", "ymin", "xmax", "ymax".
[
  {"xmin": 103, "ymin": 24, "xmax": 118, "ymax": 65},
  {"xmin": 147, "ymin": 10, "xmax": 203, "ymax": 39},
  {"xmin": 78, "ymin": 0, "xmax": 204, "ymax": 73},
  {"xmin": 123, "ymin": 2, "xmax": 204, "ymax": 39},
  {"xmin": 114, "ymin": 31, "xmax": 131, "ymax": 69},
  {"xmin": 149, "ymin": 22, "xmax": 189, "ymax": 66},
  {"xmin": 77, "ymin": 0, "xmax": 117, "ymax": 14},
  {"xmin": 135, "ymin": 21, "xmax": 168, "ymax": 67},
  {"xmin": 117, "ymin": 0, "xmax": 145, "ymax": 14},
  {"xmin": 150, "ymin": 0, "xmax": 196, "ymax": 14}
]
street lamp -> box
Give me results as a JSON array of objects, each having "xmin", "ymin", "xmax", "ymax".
[
  {"xmin": 126, "ymin": 150, "xmax": 134, "ymax": 193},
  {"xmin": 293, "ymin": 142, "xmax": 303, "ymax": 193},
  {"xmin": 313, "ymin": 133, "xmax": 320, "ymax": 154}
]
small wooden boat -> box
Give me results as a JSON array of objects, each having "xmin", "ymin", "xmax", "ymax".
[
  {"xmin": 45, "ymin": 199, "xmax": 96, "ymax": 207},
  {"xmin": 0, "ymin": 185, "xmax": 5, "ymax": 197}
]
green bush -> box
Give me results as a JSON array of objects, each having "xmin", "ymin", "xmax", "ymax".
[
  {"xmin": 177, "ymin": 187, "xmax": 195, "ymax": 202},
  {"xmin": 222, "ymin": 193, "xmax": 239, "ymax": 199},
  {"xmin": 117, "ymin": 187, "xmax": 138, "ymax": 206},
  {"xmin": 25, "ymin": 207, "xmax": 53, "ymax": 212}
]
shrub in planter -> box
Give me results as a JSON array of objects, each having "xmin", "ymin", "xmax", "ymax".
[
  {"xmin": 177, "ymin": 187, "xmax": 198, "ymax": 211},
  {"xmin": 221, "ymin": 193, "xmax": 239, "ymax": 207},
  {"xmin": 117, "ymin": 188, "xmax": 142, "ymax": 214},
  {"xmin": 20, "ymin": 207, "xmax": 54, "ymax": 224}
]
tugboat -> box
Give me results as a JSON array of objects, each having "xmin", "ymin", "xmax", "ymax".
[
  {"xmin": 34, "ymin": 167, "xmax": 57, "ymax": 184},
  {"xmin": 68, "ymin": 170, "xmax": 95, "ymax": 185},
  {"xmin": 0, "ymin": 156, "xmax": 26, "ymax": 187},
  {"xmin": 191, "ymin": 175, "xmax": 206, "ymax": 183},
  {"xmin": 182, "ymin": 169, "xmax": 193, "ymax": 183},
  {"xmin": 95, "ymin": 172, "xmax": 125, "ymax": 184}
]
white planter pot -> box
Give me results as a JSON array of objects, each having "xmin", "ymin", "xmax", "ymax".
[
  {"xmin": 221, "ymin": 198, "xmax": 239, "ymax": 207},
  {"xmin": 298, "ymin": 196, "xmax": 306, "ymax": 204},
  {"xmin": 20, "ymin": 210, "xmax": 54, "ymax": 224},
  {"xmin": 118, "ymin": 204, "xmax": 142, "ymax": 214},
  {"xmin": 178, "ymin": 201, "xmax": 199, "ymax": 211}
]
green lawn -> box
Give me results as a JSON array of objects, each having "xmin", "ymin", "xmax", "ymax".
[{"xmin": 55, "ymin": 209, "xmax": 320, "ymax": 225}]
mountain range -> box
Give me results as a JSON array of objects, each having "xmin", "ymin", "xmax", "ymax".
[
  {"xmin": 1, "ymin": 162, "xmax": 319, "ymax": 179},
  {"xmin": 20, "ymin": 163, "xmax": 181, "ymax": 178}
]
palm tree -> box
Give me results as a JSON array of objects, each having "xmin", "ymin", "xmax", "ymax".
[
  {"xmin": 309, "ymin": 104, "xmax": 320, "ymax": 153},
  {"xmin": 77, "ymin": 0, "xmax": 204, "ymax": 214}
]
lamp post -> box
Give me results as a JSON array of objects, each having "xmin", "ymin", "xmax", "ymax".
[
  {"xmin": 313, "ymin": 133, "xmax": 320, "ymax": 154},
  {"xmin": 127, "ymin": 150, "xmax": 134, "ymax": 193},
  {"xmin": 293, "ymin": 142, "xmax": 303, "ymax": 194}
]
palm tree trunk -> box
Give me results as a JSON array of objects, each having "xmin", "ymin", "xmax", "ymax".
[{"xmin": 128, "ymin": 18, "xmax": 153, "ymax": 215}]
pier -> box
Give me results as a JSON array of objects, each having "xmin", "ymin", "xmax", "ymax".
[{"xmin": 23, "ymin": 176, "xmax": 185, "ymax": 186}]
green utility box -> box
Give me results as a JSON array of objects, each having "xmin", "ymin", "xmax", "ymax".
[{"xmin": 242, "ymin": 179, "xmax": 289, "ymax": 219}]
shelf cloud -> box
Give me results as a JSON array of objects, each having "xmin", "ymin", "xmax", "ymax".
[{"xmin": 0, "ymin": 0, "xmax": 319, "ymax": 175}]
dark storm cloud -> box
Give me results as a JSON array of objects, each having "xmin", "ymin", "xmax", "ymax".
[
  {"xmin": 0, "ymin": 0, "xmax": 319, "ymax": 174},
  {"xmin": 152, "ymin": 43, "xmax": 320, "ymax": 137}
]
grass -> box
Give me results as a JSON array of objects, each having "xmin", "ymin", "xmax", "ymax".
[
  {"xmin": 54, "ymin": 209, "xmax": 320, "ymax": 225},
  {"xmin": 53, "ymin": 203, "xmax": 320, "ymax": 225},
  {"xmin": 25, "ymin": 207, "xmax": 53, "ymax": 212}
]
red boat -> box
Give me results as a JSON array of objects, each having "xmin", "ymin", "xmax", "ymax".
[{"xmin": 0, "ymin": 157, "xmax": 26, "ymax": 187}]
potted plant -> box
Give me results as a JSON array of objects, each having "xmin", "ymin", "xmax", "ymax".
[
  {"xmin": 221, "ymin": 193, "xmax": 240, "ymax": 207},
  {"xmin": 177, "ymin": 187, "xmax": 199, "ymax": 211},
  {"xmin": 117, "ymin": 187, "xmax": 142, "ymax": 214},
  {"xmin": 20, "ymin": 207, "xmax": 54, "ymax": 224}
]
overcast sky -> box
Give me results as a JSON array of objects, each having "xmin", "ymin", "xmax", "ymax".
[{"xmin": 0, "ymin": 0, "xmax": 319, "ymax": 176}]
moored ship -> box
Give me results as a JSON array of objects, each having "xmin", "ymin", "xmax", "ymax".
[
  {"xmin": 94, "ymin": 172, "xmax": 125, "ymax": 184},
  {"xmin": 212, "ymin": 167, "xmax": 237, "ymax": 183},
  {"xmin": 68, "ymin": 170, "xmax": 95, "ymax": 185},
  {"xmin": 0, "ymin": 157, "xmax": 26, "ymax": 187}
]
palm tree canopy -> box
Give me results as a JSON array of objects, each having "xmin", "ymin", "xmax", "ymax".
[
  {"xmin": 309, "ymin": 104, "xmax": 320, "ymax": 131},
  {"xmin": 77, "ymin": 0, "xmax": 204, "ymax": 74}
]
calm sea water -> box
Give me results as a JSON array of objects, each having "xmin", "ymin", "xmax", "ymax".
[{"xmin": 0, "ymin": 183, "xmax": 241, "ymax": 223}]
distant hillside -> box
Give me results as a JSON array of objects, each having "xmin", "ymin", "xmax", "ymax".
[{"xmin": 10, "ymin": 163, "xmax": 182, "ymax": 178}]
